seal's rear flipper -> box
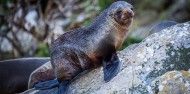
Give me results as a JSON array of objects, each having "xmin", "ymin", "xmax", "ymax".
[
  {"xmin": 58, "ymin": 81, "xmax": 69, "ymax": 94},
  {"xmin": 34, "ymin": 79, "xmax": 59, "ymax": 90},
  {"xmin": 103, "ymin": 53, "xmax": 121, "ymax": 82}
]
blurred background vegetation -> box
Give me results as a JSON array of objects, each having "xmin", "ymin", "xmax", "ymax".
[{"xmin": 0, "ymin": 0, "xmax": 190, "ymax": 60}]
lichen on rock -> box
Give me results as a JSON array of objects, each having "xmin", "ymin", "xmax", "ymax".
[{"xmin": 152, "ymin": 70, "xmax": 190, "ymax": 94}]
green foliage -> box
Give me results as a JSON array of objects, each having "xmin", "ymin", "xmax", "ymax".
[
  {"xmin": 156, "ymin": 4, "xmax": 173, "ymax": 22},
  {"xmin": 36, "ymin": 43, "xmax": 50, "ymax": 57},
  {"xmin": 98, "ymin": 0, "xmax": 112, "ymax": 11},
  {"xmin": 82, "ymin": 20, "xmax": 91, "ymax": 26}
]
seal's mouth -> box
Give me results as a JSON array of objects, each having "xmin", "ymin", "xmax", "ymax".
[
  {"xmin": 123, "ymin": 18, "xmax": 133, "ymax": 27},
  {"xmin": 121, "ymin": 11, "xmax": 134, "ymax": 26}
]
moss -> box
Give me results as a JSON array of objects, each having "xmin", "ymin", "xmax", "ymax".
[
  {"xmin": 82, "ymin": 20, "xmax": 90, "ymax": 26},
  {"xmin": 36, "ymin": 43, "xmax": 50, "ymax": 57},
  {"xmin": 155, "ymin": 71, "xmax": 190, "ymax": 94}
]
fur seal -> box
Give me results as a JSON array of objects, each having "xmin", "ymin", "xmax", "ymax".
[
  {"xmin": 0, "ymin": 58, "xmax": 49, "ymax": 94},
  {"xmin": 33, "ymin": 1, "xmax": 134, "ymax": 93},
  {"xmin": 148, "ymin": 21, "xmax": 177, "ymax": 35}
]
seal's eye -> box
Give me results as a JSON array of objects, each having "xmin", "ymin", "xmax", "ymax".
[
  {"xmin": 116, "ymin": 10, "xmax": 122, "ymax": 16},
  {"xmin": 131, "ymin": 7, "xmax": 134, "ymax": 11}
]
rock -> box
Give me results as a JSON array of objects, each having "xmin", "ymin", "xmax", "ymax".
[
  {"xmin": 152, "ymin": 70, "xmax": 190, "ymax": 94},
  {"xmin": 22, "ymin": 22, "xmax": 190, "ymax": 94}
]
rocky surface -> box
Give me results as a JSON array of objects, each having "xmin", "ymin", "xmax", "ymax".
[
  {"xmin": 153, "ymin": 70, "xmax": 190, "ymax": 94},
  {"xmin": 23, "ymin": 22, "xmax": 190, "ymax": 94}
]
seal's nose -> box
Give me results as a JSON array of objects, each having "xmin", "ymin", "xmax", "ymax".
[
  {"xmin": 123, "ymin": 8, "xmax": 134, "ymax": 19},
  {"xmin": 127, "ymin": 7, "xmax": 134, "ymax": 18},
  {"xmin": 128, "ymin": 11, "xmax": 134, "ymax": 18}
]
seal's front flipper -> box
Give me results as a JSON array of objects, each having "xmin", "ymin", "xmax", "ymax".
[
  {"xmin": 103, "ymin": 53, "xmax": 121, "ymax": 82},
  {"xmin": 58, "ymin": 81, "xmax": 69, "ymax": 94},
  {"xmin": 34, "ymin": 79, "xmax": 59, "ymax": 90}
]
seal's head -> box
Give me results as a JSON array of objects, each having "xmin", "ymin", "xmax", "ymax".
[{"xmin": 107, "ymin": 1, "xmax": 134, "ymax": 27}]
